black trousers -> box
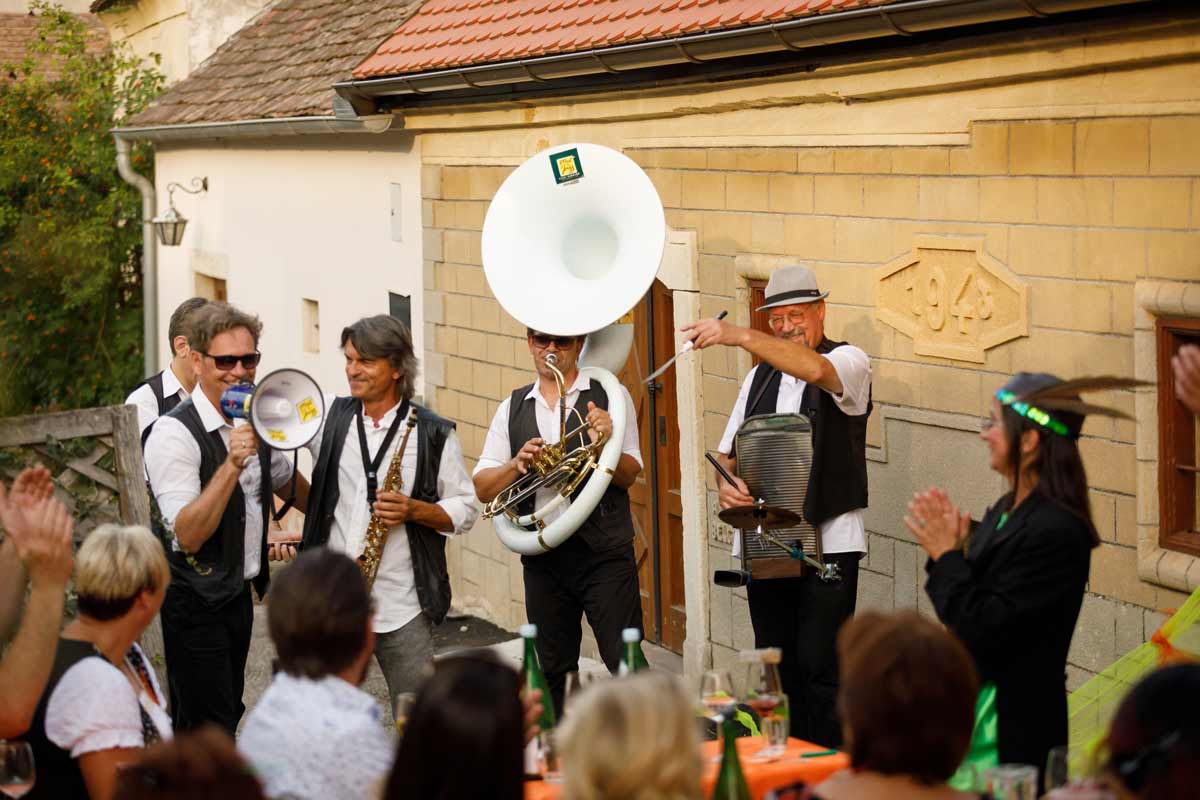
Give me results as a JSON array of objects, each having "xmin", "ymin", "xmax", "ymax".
[
  {"xmin": 522, "ymin": 534, "xmax": 644, "ymax": 717},
  {"xmin": 160, "ymin": 582, "xmax": 253, "ymax": 736},
  {"xmin": 746, "ymin": 551, "xmax": 861, "ymax": 749}
]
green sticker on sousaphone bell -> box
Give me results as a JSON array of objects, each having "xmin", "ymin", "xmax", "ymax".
[{"xmin": 549, "ymin": 147, "xmax": 583, "ymax": 184}]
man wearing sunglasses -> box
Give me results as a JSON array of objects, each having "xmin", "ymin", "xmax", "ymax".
[
  {"xmin": 682, "ymin": 264, "xmax": 872, "ymax": 749},
  {"xmin": 144, "ymin": 301, "xmax": 304, "ymax": 735},
  {"xmin": 473, "ymin": 328, "xmax": 645, "ymax": 717}
]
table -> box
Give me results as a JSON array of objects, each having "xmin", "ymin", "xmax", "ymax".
[{"xmin": 525, "ymin": 736, "xmax": 849, "ymax": 800}]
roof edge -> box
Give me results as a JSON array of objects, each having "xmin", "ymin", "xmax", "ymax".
[
  {"xmin": 111, "ymin": 113, "xmax": 399, "ymax": 142},
  {"xmin": 336, "ymin": 0, "xmax": 1151, "ymax": 106}
]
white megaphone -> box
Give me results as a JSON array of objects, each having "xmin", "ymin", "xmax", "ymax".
[{"xmin": 219, "ymin": 368, "xmax": 325, "ymax": 451}]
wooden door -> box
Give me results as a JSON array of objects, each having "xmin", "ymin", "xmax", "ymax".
[{"xmin": 616, "ymin": 280, "xmax": 685, "ymax": 653}]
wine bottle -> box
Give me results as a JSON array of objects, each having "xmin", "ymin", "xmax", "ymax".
[
  {"xmin": 618, "ymin": 627, "xmax": 650, "ymax": 675},
  {"xmin": 711, "ymin": 713, "xmax": 752, "ymax": 800},
  {"xmin": 521, "ymin": 623, "xmax": 556, "ymax": 779}
]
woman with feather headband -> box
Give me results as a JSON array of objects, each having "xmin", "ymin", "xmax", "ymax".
[{"xmin": 905, "ymin": 372, "xmax": 1143, "ymax": 785}]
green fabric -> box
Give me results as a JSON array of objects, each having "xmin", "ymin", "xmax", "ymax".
[{"xmin": 949, "ymin": 681, "xmax": 999, "ymax": 791}]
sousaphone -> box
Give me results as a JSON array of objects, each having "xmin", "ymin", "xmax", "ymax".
[{"xmin": 481, "ymin": 143, "xmax": 664, "ymax": 555}]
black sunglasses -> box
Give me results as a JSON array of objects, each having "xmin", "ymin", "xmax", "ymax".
[
  {"xmin": 530, "ymin": 333, "xmax": 577, "ymax": 349},
  {"xmin": 200, "ymin": 350, "xmax": 261, "ymax": 370}
]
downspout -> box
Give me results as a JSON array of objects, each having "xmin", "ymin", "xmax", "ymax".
[{"xmin": 114, "ymin": 135, "xmax": 157, "ymax": 378}]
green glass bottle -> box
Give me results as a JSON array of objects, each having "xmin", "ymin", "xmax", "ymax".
[
  {"xmin": 521, "ymin": 623, "xmax": 556, "ymax": 779},
  {"xmin": 711, "ymin": 713, "xmax": 752, "ymax": 800},
  {"xmin": 618, "ymin": 627, "xmax": 650, "ymax": 675}
]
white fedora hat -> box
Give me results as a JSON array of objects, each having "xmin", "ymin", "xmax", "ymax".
[{"xmin": 755, "ymin": 264, "xmax": 828, "ymax": 312}]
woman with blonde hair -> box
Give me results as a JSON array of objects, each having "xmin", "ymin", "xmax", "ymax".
[
  {"xmin": 26, "ymin": 523, "xmax": 172, "ymax": 800},
  {"xmin": 557, "ymin": 671, "xmax": 702, "ymax": 800}
]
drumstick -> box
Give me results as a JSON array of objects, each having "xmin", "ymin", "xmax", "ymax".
[
  {"xmin": 704, "ymin": 451, "xmax": 739, "ymax": 487},
  {"xmin": 643, "ymin": 310, "xmax": 727, "ymax": 385}
]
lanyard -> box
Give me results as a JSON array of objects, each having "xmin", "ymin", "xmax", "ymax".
[{"xmin": 356, "ymin": 400, "xmax": 408, "ymax": 510}]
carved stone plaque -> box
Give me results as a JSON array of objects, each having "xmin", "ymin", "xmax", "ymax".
[{"xmin": 876, "ymin": 236, "xmax": 1028, "ymax": 363}]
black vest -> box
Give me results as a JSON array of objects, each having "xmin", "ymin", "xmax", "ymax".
[
  {"xmin": 740, "ymin": 339, "xmax": 871, "ymax": 528},
  {"xmin": 26, "ymin": 640, "xmax": 109, "ymax": 800},
  {"xmin": 301, "ymin": 397, "xmax": 456, "ymax": 625},
  {"xmin": 507, "ymin": 380, "xmax": 634, "ymax": 555},
  {"xmin": 137, "ymin": 370, "xmax": 183, "ymax": 446},
  {"xmin": 149, "ymin": 397, "xmax": 273, "ymax": 608}
]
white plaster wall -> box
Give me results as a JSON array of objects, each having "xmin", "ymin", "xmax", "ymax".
[
  {"xmin": 97, "ymin": 0, "xmax": 190, "ymax": 84},
  {"xmin": 186, "ymin": 0, "xmax": 271, "ymax": 71},
  {"xmin": 152, "ymin": 133, "xmax": 425, "ymax": 409}
]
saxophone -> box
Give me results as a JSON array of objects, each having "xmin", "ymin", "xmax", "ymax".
[{"xmin": 357, "ymin": 407, "xmax": 419, "ymax": 591}]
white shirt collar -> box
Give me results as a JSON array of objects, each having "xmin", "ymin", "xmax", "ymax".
[
  {"xmin": 162, "ymin": 364, "xmax": 185, "ymax": 396},
  {"xmin": 192, "ymin": 385, "xmax": 230, "ymax": 433},
  {"xmin": 360, "ymin": 398, "xmax": 404, "ymax": 430},
  {"xmin": 524, "ymin": 371, "xmax": 590, "ymax": 409}
]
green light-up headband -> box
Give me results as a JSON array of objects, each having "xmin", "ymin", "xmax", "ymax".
[{"xmin": 996, "ymin": 389, "xmax": 1074, "ymax": 439}]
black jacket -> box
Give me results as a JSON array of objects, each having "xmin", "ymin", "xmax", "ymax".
[{"xmin": 926, "ymin": 490, "xmax": 1092, "ymax": 774}]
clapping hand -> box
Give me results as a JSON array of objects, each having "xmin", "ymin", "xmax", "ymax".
[
  {"xmin": 0, "ymin": 469, "xmax": 74, "ymax": 589},
  {"xmin": 905, "ymin": 487, "xmax": 969, "ymax": 561}
]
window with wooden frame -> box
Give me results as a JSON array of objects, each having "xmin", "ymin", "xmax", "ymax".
[
  {"xmin": 1157, "ymin": 316, "xmax": 1200, "ymax": 558},
  {"xmin": 748, "ymin": 279, "xmax": 772, "ymax": 365}
]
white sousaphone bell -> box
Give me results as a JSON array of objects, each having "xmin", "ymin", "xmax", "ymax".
[{"xmin": 481, "ymin": 142, "xmax": 665, "ymax": 555}]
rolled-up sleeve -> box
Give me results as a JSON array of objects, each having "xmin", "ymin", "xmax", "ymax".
[
  {"xmin": 473, "ymin": 397, "xmax": 513, "ymax": 474},
  {"xmin": 826, "ymin": 346, "xmax": 871, "ymax": 416},
  {"xmin": 435, "ymin": 429, "xmax": 480, "ymax": 536},
  {"xmin": 144, "ymin": 416, "xmax": 202, "ymax": 528}
]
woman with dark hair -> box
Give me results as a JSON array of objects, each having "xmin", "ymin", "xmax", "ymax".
[
  {"xmin": 1103, "ymin": 663, "xmax": 1200, "ymax": 800},
  {"xmin": 906, "ymin": 372, "xmax": 1137, "ymax": 784},
  {"xmin": 383, "ymin": 651, "xmax": 524, "ymax": 800},
  {"xmin": 114, "ymin": 725, "xmax": 265, "ymax": 800}
]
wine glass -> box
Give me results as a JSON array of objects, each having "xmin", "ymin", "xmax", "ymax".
[
  {"xmin": 0, "ymin": 741, "xmax": 35, "ymax": 799},
  {"xmin": 699, "ymin": 670, "xmax": 738, "ymax": 722},
  {"xmin": 743, "ymin": 649, "xmax": 787, "ymax": 759}
]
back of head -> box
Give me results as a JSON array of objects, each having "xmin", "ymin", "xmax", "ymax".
[
  {"xmin": 1106, "ymin": 663, "xmax": 1200, "ymax": 799},
  {"xmin": 838, "ymin": 611, "xmax": 978, "ymax": 785},
  {"xmin": 557, "ymin": 672, "xmax": 702, "ymax": 800},
  {"xmin": 113, "ymin": 725, "xmax": 264, "ymax": 800},
  {"xmin": 168, "ymin": 297, "xmax": 209, "ymax": 353},
  {"xmin": 267, "ymin": 549, "xmax": 370, "ymax": 679},
  {"xmin": 74, "ymin": 524, "xmax": 169, "ymax": 622},
  {"xmin": 385, "ymin": 651, "xmax": 524, "ymax": 800}
]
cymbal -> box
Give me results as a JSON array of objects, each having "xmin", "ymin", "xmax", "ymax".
[{"xmin": 718, "ymin": 503, "xmax": 802, "ymax": 530}]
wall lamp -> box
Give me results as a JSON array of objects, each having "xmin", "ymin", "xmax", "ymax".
[{"xmin": 152, "ymin": 177, "xmax": 208, "ymax": 247}]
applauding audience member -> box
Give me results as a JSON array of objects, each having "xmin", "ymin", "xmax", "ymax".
[
  {"xmin": 239, "ymin": 548, "xmax": 392, "ymax": 800},
  {"xmin": 115, "ymin": 725, "xmax": 266, "ymax": 800},
  {"xmin": 384, "ymin": 652, "xmax": 524, "ymax": 800},
  {"xmin": 26, "ymin": 523, "xmax": 172, "ymax": 800},
  {"xmin": 814, "ymin": 611, "xmax": 980, "ymax": 800},
  {"xmin": 557, "ymin": 671, "xmax": 702, "ymax": 800},
  {"xmin": 1103, "ymin": 663, "xmax": 1200, "ymax": 800},
  {"xmin": 0, "ymin": 466, "xmax": 74, "ymax": 738}
]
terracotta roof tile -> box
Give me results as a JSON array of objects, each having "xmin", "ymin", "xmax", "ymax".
[
  {"xmin": 128, "ymin": 0, "xmax": 419, "ymax": 128},
  {"xmin": 0, "ymin": 11, "xmax": 107, "ymax": 84}
]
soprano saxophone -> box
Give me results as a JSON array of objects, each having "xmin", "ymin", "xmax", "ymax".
[{"xmin": 357, "ymin": 407, "xmax": 419, "ymax": 590}]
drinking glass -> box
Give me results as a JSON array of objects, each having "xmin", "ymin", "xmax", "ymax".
[
  {"xmin": 699, "ymin": 670, "xmax": 738, "ymax": 722},
  {"xmin": 1045, "ymin": 746, "xmax": 1071, "ymax": 794},
  {"xmin": 743, "ymin": 651, "xmax": 787, "ymax": 760},
  {"xmin": 563, "ymin": 670, "xmax": 597, "ymax": 716},
  {"xmin": 0, "ymin": 742, "xmax": 35, "ymax": 799},
  {"xmin": 393, "ymin": 693, "xmax": 416, "ymax": 738},
  {"xmin": 987, "ymin": 763, "xmax": 1038, "ymax": 800},
  {"xmin": 539, "ymin": 729, "xmax": 561, "ymax": 783}
]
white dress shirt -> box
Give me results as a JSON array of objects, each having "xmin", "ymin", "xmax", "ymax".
[
  {"xmin": 239, "ymin": 673, "xmax": 393, "ymax": 800},
  {"xmin": 305, "ymin": 395, "xmax": 478, "ymax": 634},
  {"xmin": 145, "ymin": 388, "xmax": 294, "ymax": 580},
  {"xmin": 125, "ymin": 364, "xmax": 189, "ymax": 435},
  {"xmin": 474, "ymin": 371, "xmax": 642, "ymax": 526},
  {"xmin": 717, "ymin": 345, "xmax": 871, "ymax": 555}
]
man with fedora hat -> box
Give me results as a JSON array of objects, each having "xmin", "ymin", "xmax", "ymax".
[{"xmin": 683, "ymin": 263, "xmax": 871, "ymax": 748}]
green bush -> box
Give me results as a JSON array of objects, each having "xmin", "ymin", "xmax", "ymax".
[{"xmin": 0, "ymin": 1, "xmax": 163, "ymax": 415}]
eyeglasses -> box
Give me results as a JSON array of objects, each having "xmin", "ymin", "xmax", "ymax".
[
  {"xmin": 530, "ymin": 334, "xmax": 577, "ymax": 349},
  {"xmin": 766, "ymin": 310, "xmax": 809, "ymax": 331},
  {"xmin": 200, "ymin": 350, "xmax": 261, "ymax": 370}
]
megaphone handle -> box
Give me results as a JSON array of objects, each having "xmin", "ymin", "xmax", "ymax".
[{"xmin": 273, "ymin": 451, "xmax": 299, "ymax": 523}]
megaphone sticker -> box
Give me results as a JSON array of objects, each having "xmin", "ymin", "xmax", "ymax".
[
  {"xmin": 266, "ymin": 429, "xmax": 288, "ymax": 443},
  {"xmin": 297, "ymin": 397, "xmax": 319, "ymax": 423},
  {"xmin": 550, "ymin": 148, "xmax": 583, "ymax": 185}
]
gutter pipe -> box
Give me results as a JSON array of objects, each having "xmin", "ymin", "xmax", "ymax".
[
  {"xmin": 334, "ymin": 0, "xmax": 1149, "ymax": 104},
  {"xmin": 113, "ymin": 134, "xmax": 158, "ymax": 378}
]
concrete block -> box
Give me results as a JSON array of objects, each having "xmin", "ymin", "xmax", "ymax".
[
  {"xmin": 1078, "ymin": 438, "xmax": 1136, "ymax": 495},
  {"xmin": 1149, "ymin": 116, "xmax": 1200, "ymax": 175},
  {"xmin": 726, "ymin": 173, "xmax": 770, "ymax": 212},
  {"xmin": 1089, "ymin": 490, "xmax": 1117, "ymax": 544},
  {"xmin": 709, "ymin": 583, "xmax": 733, "ymax": 648},
  {"xmin": 1010, "ymin": 121, "xmax": 1074, "ymax": 176},
  {"xmin": 702, "ymin": 374, "xmax": 741, "ymax": 417},
  {"xmin": 1036, "ymin": 178, "xmax": 1113, "ymax": 226},
  {"xmin": 783, "ymin": 216, "xmax": 838, "ymax": 261},
  {"xmin": 649, "ymin": 148, "xmax": 707, "ymax": 169},
  {"xmin": 1030, "ymin": 279, "xmax": 1113, "ymax": 333},
  {"xmin": 457, "ymin": 329, "xmax": 487, "ymax": 360},
  {"xmin": 1112, "ymin": 285, "xmax": 1135, "ymax": 336},
  {"xmin": 1113, "ymin": 178, "xmax": 1191, "ymax": 229},
  {"xmin": 1143, "ymin": 608, "xmax": 1169, "ymax": 640},
  {"xmin": 918, "ymin": 364, "xmax": 982, "ymax": 416},
  {"xmin": 444, "ymin": 296, "xmax": 471, "ymax": 328},
  {"xmin": 893, "ymin": 540, "xmax": 919, "ymax": 610},
  {"xmin": 978, "ymin": 177, "xmax": 1037, "ymax": 224},
  {"xmin": 698, "ymin": 254, "xmax": 737, "ymax": 298},
  {"xmin": 441, "ymin": 166, "xmax": 471, "ymax": 200},
  {"xmin": 1066, "ymin": 665, "xmax": 1096, "ymax": 693},
  {"xmin": 467, "ymin": 167, "xmax": 510, "ymax": 202},
  {"xmin": 706, "ymin": 149, "xmax": 738, "ymax": 170},
  {"xmin": 864, "ymin": 176, "xmax": 919, "ymax": 219},
  {"xmin": 443, "ymin": 229, "xmax": 481, "ymax": 265},
  {"xmin": 1068, "ymin": 593, "xmax": 1116, "ymax": 674},
  {"xmin": 682, "ymin": 172, "xmax": 725, "ymax": 210},
  {"xmin": 1009, "ymin": 226, "xmax": 1074, "ymax": 278},
  {"xmin": 1075, "ymin": 229, "xmax": 1146, "ymax": 281},
  {"xmin": 458, "ymin": 393, "xmax": 488, "ymax": 427},
  {"xmin": 1193, "ymin": 179, "xmax": 1200, "ymax": 229},
  {"xmin": 919, "ymin": 177, "xmax": 980, "ymax": 221},
  {"xmin": 750, "ymin": 213, "xmax": 787, "ymax": 254},
  {"xmin": 456, "ymin": 265, "xmax": 487, "ymax": 297},
  {"xmin": 712, "ymin": 643, "xmax": 740, "ymax": 676},
  {"xmin": 834, "ymin": 218, "xmax": 893, "ymax": 263},
  {"xmin": 1089, "ymin": 544, "xmax": 1156, "ymax": 607},
  {"xmin": 1075, "ymin": 119, "xmax": 1149, "ymax": 176},
  {"xmin": 891, "ymin": 148, "xmax": 950, "ymax": 175},
  {"xmin": 424, "ymin": 352, "xmax": 445, "ymax": 388},
  {"xmin": 469, "ymin": 296, "xmax": 501, "ymax": 333},
  {"xmin": 421, "ymin": 164, "xmax": 443, "ymax": 200},
  {"xmin": 834, "ymin": 148, "xmax": 891, "ymax": 174},
  {"xmin": 444, "ymin": 355, "xmax": 472, "ymax": 394},
  {"xmin": 1147, "ymin": 231, "xmax": 1200, "ymax": 281},
  {"xmin": 733, "ymin": 148, "xmax": 797, "ymax": 173},
  {"xmin": 461, "ymin": 547, "xmax": 482, "ymax": 587},
  {"xmin": 646, "ymin": 168, "xmax": 683, "ymax": 208},
  {"xmin": 429, "ymin": 199, "xmax": 451, "ymax": 229},
  {"xmin": 815, "ymin": 175, "xmax": 864, "ymax": 216},
  {"xmin": 1115, "ymin": 601, "xmax": 1147, "ymax": 658},
  {"xmin": 857, "ymin": 569, "xmax": 895, "ymax": 613},
  {"xmin": 422, "ymin": 227, "xmax": 444, "ymax": 262},
  {"xmin": 1115, "ymin": 495, "xmax": 1137, "ymax": 548},
  {"xmin": 732, "ymin": 594, "xmax": 755, "ymax": 652},
  {"xmin": 471, "ymin": 361, "xmax": 502, "ymax": 399},
  {"xmin": 700, "ymin": 211, "xmax": 752, "ymax": 255},
  {"xmin": 872, "ymin": 359, "xmax": 920, "ymax": 406},
  {"xmin": 797, "ymin": 149, "xmax": 836, "ymax": 173},
  {"xmin": 768, "ymin": 174, "xmax": 814, "ymax": 214},
  {"xmin": 950, "ymin": 122, "xmax": 1008, "ymax": 176}
]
